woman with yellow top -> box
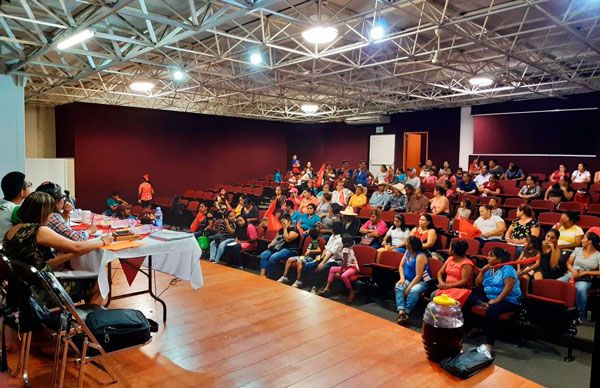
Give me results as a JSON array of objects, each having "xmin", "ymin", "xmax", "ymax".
[{"xmin": 348, "ymin": 184, "xmax": 367, "ymax": 210}]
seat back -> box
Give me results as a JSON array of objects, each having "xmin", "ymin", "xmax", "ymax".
[
  {"xmin": 530, "ymin": 199, "xmax": 555, "ymax": 212},
  {"xmin": 358, "ymin": 205, "xmax": 374, "ymax": 220},
  {"xmin": 430, "ymin": 214, "xmax": 449, "ymax": 230},
  {"xmin": 432, "ymin": 234, "xmax": 448, "ymax": 251},
  {"xmin": 499, "ymin": 179, "xmax": 515, "ymax": 187},
  {"xmin": 183, "ymin": 189, "xmax": 195, "ymax": 198},
  {"xmin": 590, "ymin": 183, "xmax": 600, "ymax": 193},
  {"xmin": 352, "ymin": 245, "xmax": 377, "ymax": 276},
  {"xmin": 449, "ymin": 237, "xmax": 480, "ymax": 256},
  {"xmin": 428, "ymin": 257, "xmax": 444, "ymax": 279},
  {"xmin": 501, "ymin": 186, "xmax": 520, "ymax": 197},
  {"xmin": 531, "ymin": 279, "xmax": 577, "ymax": 308},
  {"xmin": 504, "ymin": 198, "xmax": 527, "ymax": 208},
  {"xmin": 557, "ymin": 201, "xmax": 585, "ymax": 214},
  {"xmin": 186, "ymin": 201, "xmax": 200, "ymax": 213},
  {"xmin": 458, "ymin": 194, "xmax": 479, "ymax": 204},
  {"xmin": 378, "ymin": 250, "xmax": 403, "ymax": 268},
  {"xmin": 538, "ymin": 212, "xmax": 561, "ymax": 226},
  {"xmin": 404, "ymin": 213, "xmax": 420, "ymax": 228},
  {"xmin": 588, "ymin": 204, "xmax": 600, "ymax": 216},
  {"xmin": 381, "ymin": 211, "xmax": 396, "ymax": 223},
  {"xmin": 525, "ymin": 279, "xmax": 577, "ymax": 332},
  {"xmin": 529, "ymin": 173, "xmax": 547, "ymax": 183},
  {"xmin": 481, "ymin": 241, "xmax": 517, "ymax": 260},
  {"xmin": 578, "ymin": 215, "xmax": 600, "ymax": 230}
]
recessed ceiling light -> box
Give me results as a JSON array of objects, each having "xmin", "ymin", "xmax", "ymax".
[
  {"xmin": 173, "ymin": 69, "xmax": 185, "ymax": 81},
  {"xmin": 300, "ymin": 103, "xmax": 319, "ymax": 114},
  {"xmin": 250, "ymin": 52, "xmax": 262, "ymax": 65},
  {"xmin": 56, "ymin": 29, "xmax": 95, "ymax": 50},
  {"xmin": 129, "ymin": 80, "xmax": 155, "ymax": 92},
  {"xmin": 370, "ymin": 25, "xmax": 385, "ymax": 41},
  {"xmin": 469, "ymin": 77, "xmax": 494, "ymax": 87},
  {"xmin": 302, "ymin": 26, "xmax": 338, "ymax": 44}
]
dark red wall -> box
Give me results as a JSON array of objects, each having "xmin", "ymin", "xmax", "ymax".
[
  {"xmin": 56, "ymin": 103, "xmax": 288, "ymax": 212},
  {"xmin": 286, "ymin": 108, "xmax": 461, "ymax": 170}
]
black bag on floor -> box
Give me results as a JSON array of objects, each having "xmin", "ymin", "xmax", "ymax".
[
  {"xmin": 440, "ymin": 347, "xmax": 494, "ymax": 379},
  {"xmin": 85, "ymin": 309, "xmax": 152, "ymax": 352}
]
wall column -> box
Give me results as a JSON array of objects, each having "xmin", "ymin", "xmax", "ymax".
[
  {"xmin": 459, "ymin": 106, "xmax": 474, "ymax": 169},
  {"xmin": 0, "ymin": 75, "xmax": 26, "ymax": 178}
]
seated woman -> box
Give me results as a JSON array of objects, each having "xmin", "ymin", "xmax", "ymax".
[
  {"xmin": 474, "ymin": 205, "xmax": 506, "ymax": 243},
  {"xmin": 553, "ymin": 211, "xmax": 584, "ymax": 250},
  {"xmin": 318, "ymin": 234, "xmax": 360, "ymax": 303},
  {"xmin": 545, "ymin": 175, "xmax": 575, "ymax": 204},
  {"xmin": 209, "ymin": 211, "xmax": 237, "ymax": 263},
  {"xmin": 316, "ymin": 192, "xmax": 332, "ymax": 218},
  {"xmin": 233, "ymin": 195, "xmax": 245, "ymax": 216},
  {"xmin": 214, "ymin": 188, "xmax": 231, "ymax": 210},
  {"xmin": 235, "ymin": 215, "xmax": 257, "ymax": 251},
  {"xmin": 317, "ymin": 182, "xmax": 331, "ymax": 201},
  {"xmin": 298, "ymin": 189, "xmax": 318, "ymax": 214},
  {"xmin": 549, "ymin": 164, "xmax": 569, "ymax": 184},
  {"xmin": 429, "ymin": 186, "xmax": 449, "ymax": 216},
  {"xmin": 259, "ymin": 214, "xmax": 300, "ymax": 277},
  {"xmin": 488, "ymin": 197, "xmax": 503, "ymax": 218},
  {"xmin": 572, "ymin": 163, "xmax": 591, "ymax": 184},
  {"xmin": 375, "ymin": 165, "xmax": 388, "ymax": 183},
  {"xmin": 502, "ymin": 162, "xmax": 525, "ymax": 182},
  {"xmin": 558, "ymin": 231, "xmax": 600, "ymax": 321},
  {"xmin": 505, "ymin": 204, "xmax": 540, "ymax": 253},
  {"xmin": 377, "ymin": 214, "xmax": 410, "ymax": 261},
  {"xmin": 190, "ymin": 202, "xmax": 209, "ymax": 232},
  {"xmin": 516, "ymin": 236, "xmax": 542, "ymax": 280},
  {"xmin": 359, "ymin": 209, "xmax": 388, "ymax": 248},
  {"xmin": 525, "ymin": 229, "xmax": 563, "ymax": 280},
  {"xmin": 2, "ymin": 192, "xmax": 113, "ymax": 304},
  {"xmin": 410, "ymin": 213, "xmax": 437, "ymax": 254},
  {"xmin": 36, "ymin": 182, "xmax": 97, "ymax": 240},
  {"xmin": 438, "ymin": 161, "xmax": 451, "ymax": 176},
  {"xmin": 517, "ymin": 176, "xmax": 541, "ymax": 200},
  {"xmin": 278, "ymin": 228, "xmax": 322, "ymax": 287},
  {"xmin": 395, "ymin": 237, "xmax": 430, "ymax": 325},
  {"xmin": 297, "ymin": 203, "xmax": 321, "ymax": 233},
  {"xmin": 348, "ymin": 185, "xmax": 367, "ymax": 210},
  {"xmin": 434, "ymin": 240, "xmax": 474, "ymax": 306},
  {"xmin": 463, "ymin": 247, "xmax": 522, "ymax": 354},
  {"xmin": 396, "ymin": 167, "xmax": 407, "ymax": 184},
  {"xmin": 241, "ymin": 200, "xmax": 259, "ymax": 224},
  {"xmin": 479, "ymin": 174, "xmax": 502, "ymax": 196}
]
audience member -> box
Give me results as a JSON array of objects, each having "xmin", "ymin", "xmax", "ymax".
[
  {"xmin": 359, "ymin": 209, "xmax": 388, "ymax": 247},
  {"xmin": 488, "ymin": 159, "xmax": 504, "ymax": 176},
  {"xmin": 572, "ymin": 163, "xmax": 591, "ymax": 183},
  {"xmin": 234, "ymin": 215, "xmax": 257, "ymax": 251},
  {"xmin": 474, "ymin": 165, "xmax": 491, "ymax": 187},
  {"xmin": 310, "ymin": 221, "xmax": 346, "ymax": 293},
  {"xmin": 215, "ymin": 188, "xmax": 231, "ymax": 209},
  {"xmin": 479, "ymin": 174, "xmax": 502, "ymax": 196},
  {"xmin": 318, "ymin": 234, "xmax": 360, "ymax": 303},
  {"xmin": 423, "ymin": 169, "xmax": 439, "ymax": 185},
  {"xmin": 340, "ymin": 206, "xmax": 361, "ymax": 236},
  {"xmin": 456, "ymin": 173, "xmax": 477, "ymax": 195},
  {"xmin": 395, "ymin": 237, "xmax": 430, "ymax": 325},
  {"xmin": 377, "ymin": 214, "xmax": 410, "ymax": 260},
  {"xmin": 557, "ymin": 232, "xmax": 600, "ymax": 321},
  {"xmin": 291, "ymin": 154, "xmax": 301, "ymax": 174},
  {"xmin": 474, "ymin": 205, "xmax": 506, "ymax": 242},
  {"xmin": 545, "ymin": 175, "xmax": 575, "ymax": 204},
  {"xmin": 385, "ymin": 183, "xmax": 407, "ymax": 212},
  {"xmin": 505, "ymin": 205, "xmax": 540, "ymax": 250},
  {"xmin": 454, "ymin": 199, "xmax": 472, "ymax": 221},
  {"xmin": 549, "ymin": 164, "xmax": 569, "ymax": 183},
  {"xmin": 273, "ymin": 169, "xmax": 282, "ymax": 183},
  {"xmin": 278, "ymin": 228, "xmax": 322, "ymax": 288},
  {"xmin": 104, "ymin": 191, "xmax": 128, "ymax": 216},
  {"xmin": 317, "ymin": 182, "xmax": 331, "ymax": 200},
  {"xmin": 233, "ymin": 196, "xmax": 245, "ymax": 216},
  {"xmin": 348, "ymin": 185, "xmax": 367, "ymax": 209},
  {"xmin": 553, "ymin": 211, "xmax": 584, "ymax": 250},
  {"xmin": 395, "ymin": 167, "xmax": 407, "ymax": 183},
  {"xmin": 517, "ymin": 176, "xmax": 541, "ymax": 199},
  {"xmin": 463, "ymin": 247, "xmax": 522, "ymax": 354},
  {"xmin": 375, "ymin": 165, "xmax": 388, "ymax": 183},
  {"xmin": 429, "ymin": 186, "xmax": 449, "ymax": 216},
  {"xmin": 411, "ymin": 213, "xmax": 437, "ymax": 253},
  {"xmin": 488, "ymin": 197, "xmax": 503, "ymax": 218},
  {"xmin": 259, "ymin": 214, "xmax": 300, "ymax": 277},
  {"xmin": 503, "ymin": 162, "xmax": 525, "ymax": 181},
  {"xmin": 316, "ymin": 192, "xmax": 332, "ymax": 217},
  {"xmin": 530, "ymin": 229, "xmax": 564, "ymax": 280},
  {"xmin": 434, "ymin": 240, "xmax": 474, "ymax": 305},
  {"xmin": 404, "ymin": 168, "xmax": 421, "ymax": 188},
  {"xmin": 332, "ymin": 180, "xmax": 352, "ymax": 206},
  {"xmin": 209, "ymin": 210, "xmax": 237, "ymax": 263},
  {"xmin": 517, "ymin": 235, "xmax": 542, "ymax": 279},
  {"xmin": 420, "ymin": 159, "xmax": 435, "ymax": 177},
  {"xmin": 317, "ymin": 203, "xmax": 342, "ymax": 239},
  {"xmin": 369, "ymin": 182, "xmax": 390, "ymax": 208},
  {"xmin": 0, "ymin": 171, "xmax": 31, "ymax": 238},
  {"xmin": 137, "ymin": 174, "xmax": 155, "ymax": 208},
  {"xmin": 406, "ymin": 187, "xmax": 430, "ymax": 214},
  {"xmin": 353, "ymin": 160, "xmax": 373, "ymax": 187},
  {"xmin": 438, "ymin": 161, "xmax": 451, "ymax": 176},
  {"xmin": 337, "ymin": 160, "xmax": 353, "ymax": 182},
  {"xmin": 297, "ymin": 203, "xmax": 321, "ymax": 232},
  {"xmin": 241, "ymin": 200, "xmax": 259, "ymax": 224}
]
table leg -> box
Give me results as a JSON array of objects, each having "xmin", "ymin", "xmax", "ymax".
[
  {"xmin": 147, "ymin": 255, "xmax": 167, "ymax": 322},
  {"xmin": 105, "ymin": 261, "xmax": 112, "ymax": 307}
]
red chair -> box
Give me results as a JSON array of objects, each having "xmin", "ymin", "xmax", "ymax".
[
  {"xmin": 505, "ymin": 209, "xmax": 517, "ymax": 222},
  {"xmin": 252, "ymin": 187, "xmax": 263, "ymax": 197},
  {"xmin": 590, "ymin": 183, "xmax": 600, "ymax": 193},
  {"xmin": 571, "ymin": 182, "xmax": 588, "ymax": 191},
  {"xmin": 577, "ymin": 215, "xmax": 600, "ymax": 230},
  {"xmin": 350, "ymin": 245, "xmax": 378, "ymax": 280},
  {"xmin": 503, "ymin": 197, "xmax": 527, "ymax": 209},
  {"xmin": 430, "ymin": 214, "xmax": 449, "ymax": 230},
  {"xmin": 499, "ymin": 179, "xmax": 515, "ymax": 187},
  {"xmin": 381, "ymin": 210, "xmax": 396, "ymax": 223},
  {"xmin": 370, "ymin": 250, "xmax": 403, "ymax": 291},
  {"xmin": 591, "ymin": 192, "xmax": 600, "ymax": 204},
  {"xmin": 432, "ymin": 234, "xmax": 448, "ymax": 251},
  {"xmin": 524, "ymin": 279, "xmax": 578, "ymax": 361},
  {"xmin": 249, "ymin": 179, "xmax": 259, "ymax": 186},
  {"xmin": 458, "ymin": 194, "xmax": 479, "ymax": 205},
  {"xmin": 541, "ymin": 181, "xmax": 553, "ymax": 192},
  {"xmin": 587, "ymin": 204, "xmax": 600, "ymax": 216},
  {"xmin": 131, "ymin": 205, "xmax": 144, "ymax": 217},
  {"xmin": 404, "ymin": 213, "xmax": 420, "ymax": 228},
  {"xmin": 423, "ymin": 192, "xmax": 434, "ymax": 199},
  {"xmin": 428, "ymin": 256, "xmax": 444, "ymax": 279},
  {"xmin": 242, "ymin": 186, "xmax": 254, "ymax": 195},
  {"xmin": 538, "ymin": 212, "xmax": 561, "ymax": 227},
  {"xmin": 421, "ymin": 182, "xmax": 436, "ymax": 192},
  {"xmin": 530, "ymin": 199, "xmax": 555, "ymax": 213},
  {"xmin": 193, "ymin": 190, "xmax": 204, "ymax": 199},
  {"xmin": 186, "ymin": 200, "xmax": 200, "ymax": 214},
  {"xmin": 288, "ymin": 237, "xmax": 326, "ymax": 270},
  {"xmin": 472, "ymin": 242, "xmax": 517, "ymax": 267},
  {"xmin": 499, "ymin": 186, "xmax": 520, "ymax": 197},
  {"xmin": 557, "ymin": 202, "xmax": 585, "ymax": 214},
  {"xmin": 358, "ymin": 205, "xmax": 375, "ymax": 221},
  {"xmin": 183, "ymin": 189, "xmax": 195, "ymax": 198},
  {"xmin": 529, "ymin": 173, "xmax": 547, "ymax": 182}
]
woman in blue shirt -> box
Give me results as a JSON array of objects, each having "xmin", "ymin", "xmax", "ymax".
[
  {"xmin": 463, "ymin": 247, "xmax": 522, "ymax": 353},
  {"xmin": 395, "ymin": 236, "xmax": 430, "ymax": 325}
]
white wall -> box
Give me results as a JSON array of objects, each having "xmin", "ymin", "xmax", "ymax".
[
  {"xmin": 459, "ymin": 106, "xmax": 474, "ymax": 170},
  {"xmin": 25, "ymin": 158, "xmax": 76, "ymax": 197}
]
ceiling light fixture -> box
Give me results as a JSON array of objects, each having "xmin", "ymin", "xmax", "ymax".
[
  {"xmin": 469, "ymin": 77, "xmax": 494, "ymax": 87},
  {"xmin": 370, "ymin": 25, "xmax": 385, "ymax": 41},
  {"xmin": 300, "ymin": 103, "xmax": 319, "ymax": 114},
  {"xmin": 250, "ymin": 52, "xmax": 262, "ymax": 65},
  {"xmin": 172, "ymin": 69, "xmax": 185, "ymax": 81},
  {"xmin": 56, "ymin": 28, "xmax": 95, "ymax": 50},
  {"xmin": 129, "ymin": 79, "xmax": 155, "ymax": 92},
  {"xmin": 302, "ymin": 26, "xmax": 338, "ymax": 44}
]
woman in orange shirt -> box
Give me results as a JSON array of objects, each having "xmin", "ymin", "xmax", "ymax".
[{"xmin": 138, "ymin": 174, "xmax": 155, "ymax": 208}]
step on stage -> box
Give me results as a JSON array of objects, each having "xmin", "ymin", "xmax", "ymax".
[{"xmin": 2, "ymin": 262, "xmax": 539, "ymax": 387}]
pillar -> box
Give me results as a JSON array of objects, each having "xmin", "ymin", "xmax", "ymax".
[
  {"xmin": 0, "ymin": 75, "xmax": 26, "ymax": 179},
  {"xmin": 459, "ymin": 106, "xmax": 474, "ymax": 170}
]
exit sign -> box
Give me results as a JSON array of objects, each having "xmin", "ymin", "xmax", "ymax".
[{"xmin": 375, "ymin": 126, "xmax": 384, "ymax": 133}]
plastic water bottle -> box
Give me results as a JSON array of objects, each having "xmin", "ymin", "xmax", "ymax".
[{"xmin": 155, "ymin": 207, "xmax": 163, "ymax": 229}]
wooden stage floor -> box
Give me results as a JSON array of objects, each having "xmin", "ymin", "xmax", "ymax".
[{"xmin": 2, "ymin": 262, "xmax": 540, "ymax": 387}]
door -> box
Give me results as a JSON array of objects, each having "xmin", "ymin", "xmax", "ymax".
[
  {"xmin": 369, "ymin": 134, "xmax": 396, "ymax": 177},
  {"xmin": 403, "ymin": 132, "xmax": 429, "ymax": 172}
]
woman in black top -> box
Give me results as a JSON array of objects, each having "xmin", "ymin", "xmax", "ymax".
[
  {"xmin": 529, "ymin": 229, "xmax": 563, "ymax": 280},
  {"xmin": 545, "ymin": 175, "xmax": 575, "ymax": 204}
]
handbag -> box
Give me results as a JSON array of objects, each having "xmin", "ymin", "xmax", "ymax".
[
  {"xmin": 268, "ymin": 234, "xmax": 286, "ymax": 251},
  {"xmin": 360, "ymin": 235, "xmax": 375, "ymax": 246},
  {"xmin": 17, "ymin": 290, "xmax": 50, "ymax": 332},
  {"xmin": 197, "ymin": 234, "xmax": 210, "ymax": 250},
  {"xmin": 440, "ymin": 347, "xmax": 494, "ymax": 379}
]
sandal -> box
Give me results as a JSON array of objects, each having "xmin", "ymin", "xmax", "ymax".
[
  {"xmin": 317, "ymin": 289, "xmax": 330, "ymax": 296},
  {"xmin": 396, "ymin": 312, "xmax": 409, "ymax": 325},
  {"xmin": 346, "ymin": 290, "xmax": 356, "ymax": 304}
]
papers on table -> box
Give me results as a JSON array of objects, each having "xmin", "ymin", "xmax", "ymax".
[{"xmin": 149, "ymin": 229, "xmax": 194, "ymax": 242}]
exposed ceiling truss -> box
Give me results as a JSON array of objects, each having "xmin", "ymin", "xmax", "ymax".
[{"xmin": 1, "ymin": 0, "xmax": 599, "ymax": 122}]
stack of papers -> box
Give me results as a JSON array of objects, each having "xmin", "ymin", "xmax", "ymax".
[{"xmin": 149, "ymin": 229, "xmax": 193, "ymax": 241}]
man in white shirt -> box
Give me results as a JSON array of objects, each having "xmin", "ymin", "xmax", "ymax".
[
  {"xmin": 0, "ymin": 172, "xmax": 32, "ymax": 238},
  {"xmin": 331, "ymin": 180, "xmax": 352, "ymax": 206},
  {"xmin": 474, "ymin": 165, "xmax": 491, "ymax": 187},
  {"xmin": 474, "ymin": 205, "xmax": 506, "ymax": 241},
  {"xmin": 404, "ymin": 168, "xmax": 421, "ymax": 188}
]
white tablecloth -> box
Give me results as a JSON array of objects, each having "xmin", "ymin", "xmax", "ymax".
[{"xmin": 59, "ymin": 235, "xmax": 203, "ymax": 298}]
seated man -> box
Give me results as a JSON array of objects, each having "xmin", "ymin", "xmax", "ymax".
[
  {"xmin": 406, "ymin": 186, "xmax": 430, "ymax": 214},
  {"xmin": 456, "ymin": 173, "xmax": 477, "ymax": 195},
  {"xmin": 518, "ymin": 176, "xmax": 541, "ymax": 200},
  {"xmin": 369, "ymin": 182, "xmax": 391, "ymax": 209},
  {"xmin": 105, "ymin": 191, "xmax": 128, "ymax": 216},
  {"xmin": 331, "ymin": 180, "xmax": 352, "ymax": 206},
  {"xmin": 404, "ymin": 168, "xmax": 421, "ymax": 189},
  {"xmin": 0, "ymin": 171, "xmax": 31, "ymax": 238},
  {"xmin": 474, "ymin": 165, "xmax": 491, "ymax": 188},
  {"xmin": 348, "ymin": 185, "xmax": 367, "ymax": 210},
  {"xmin": 386, "ymin": 183, "xmax": 407, "ymax": 212}
]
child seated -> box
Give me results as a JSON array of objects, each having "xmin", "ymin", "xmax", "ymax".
[
  {"xmin": 277, "ymin": 228, "xmax": 322, "ymax": 288},
  {"xmin": 117, "ymin": 204, "xmax": 137, "ymax": 220},
  {"xmin": 318, "ymin": 234, "xmax": 360, "ymax": 303}
]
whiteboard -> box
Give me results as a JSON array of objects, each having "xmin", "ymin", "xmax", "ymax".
[
  {"xmin": 369, "ymin": 134, "xmax": 395, "ymax": 176},
  {"xmin": 25, "ymin": 158, "xmax": 76, "ymax": 196}
]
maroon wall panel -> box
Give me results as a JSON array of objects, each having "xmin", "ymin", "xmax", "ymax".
[{"xmin": 56, "ymin": 103, "xmax": 287, "ymax": 212}]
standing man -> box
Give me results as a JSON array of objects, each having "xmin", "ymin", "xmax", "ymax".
[{"xmin": 353, "ymin": 160, "xmax": 373, "ymax": 188}]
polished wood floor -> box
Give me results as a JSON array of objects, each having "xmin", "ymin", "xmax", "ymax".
[{"xmin": 2, "ymin": 261, "xmax": 540, "ymax": 387}]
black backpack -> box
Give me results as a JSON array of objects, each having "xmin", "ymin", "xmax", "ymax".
[{"xmin": 84, "ymin": 309, "xmax": 153, "ymax": 352}]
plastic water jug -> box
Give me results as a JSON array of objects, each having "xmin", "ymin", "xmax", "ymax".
[{"xmin": 422, "ymin": 294, "xmax": 464, "ymax": 362}]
